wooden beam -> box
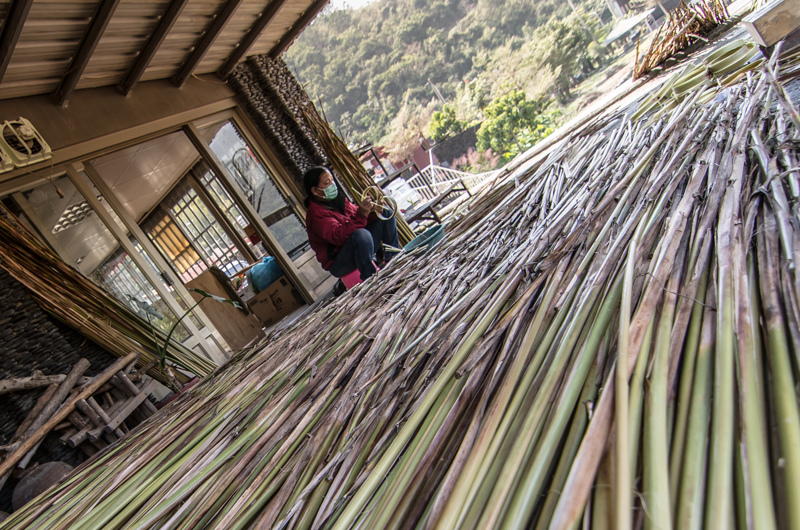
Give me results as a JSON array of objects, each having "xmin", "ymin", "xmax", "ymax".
[
  {"xmin": 217, "ymin": 0, "xmax": 289, "ymax": 79},
  {"xmin": 742, "ymin": 0, "xmax": 800, "ymax": 47},
  {"xmin": 0, "ymin": 0, "xmax": 34, "ymax": 84},
  {"xmin": 119, "ymin": 0, "xmax": 191, "ymax": 95},
  {"xmin": 268, "ymin": 0, "xmax": 330, "ymax": 58},
  {"xmin": 53, "ymin": 0, "xmax": 122, "ymax": 107},
  {"xmin": 173, "ymin": 0, "xmax": 245, "ymax": 87}
]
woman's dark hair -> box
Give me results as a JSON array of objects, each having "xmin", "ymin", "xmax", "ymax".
[{"xmin": 303, "ymin": 166, "xmax": 346, "ymax": 213}]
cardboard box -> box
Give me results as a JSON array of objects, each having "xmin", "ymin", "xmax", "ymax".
[{"xmin": 247, "ymin": 275, "xmax": 303, "ymax": 327}]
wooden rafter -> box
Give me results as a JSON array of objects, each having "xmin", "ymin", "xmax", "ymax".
[
  {"xmin": 53, "ymin": 0, "xmax": 122, "ymax": 106},
  {"xmin": 217, "ymin": 0, "xmax": 289, "ymax": 79},
  {"xmin": 119, "ymin": 0, "xmax": 191, "ymax": 95},
  {"xmin": 0, "ymin": 0, "xmax": 35, "ymax": 84},
  {"xmin": 173, "ymin": 0, "xmax": 245, "ymax": 87},
  {"xmin": 268, "ymin": 0, "xmax": 329, "ymax": 58}
]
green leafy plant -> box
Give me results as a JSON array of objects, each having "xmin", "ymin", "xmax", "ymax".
[
  {"xmin": 476, "ymin": 90, "xmax": 560, "ymax": 162},
  {"xmin": 131, "ymin": 289, "xmax": 240, "ymax": 388},
  {"xmin": 428, "ymin": 104, "xmax": 468, "ymax": 141}
]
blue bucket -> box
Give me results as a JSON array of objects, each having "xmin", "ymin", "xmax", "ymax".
[{"xmin": 404, "ymin": 224, "xmax": 445, "ymax": 253}]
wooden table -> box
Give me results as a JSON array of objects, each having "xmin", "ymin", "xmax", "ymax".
[{"xmin": 403, "ymin": 180, "xmax": 471, "ymax": 224}]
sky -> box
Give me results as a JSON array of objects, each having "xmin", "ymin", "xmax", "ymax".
[{"xmin": 328, "ymin": 0, "xmax": 380, "ymax": 10}]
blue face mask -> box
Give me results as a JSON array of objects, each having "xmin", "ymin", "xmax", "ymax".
[{"xmin": 322, "ymin": 183, "xmax": 338, "ymax": 200}]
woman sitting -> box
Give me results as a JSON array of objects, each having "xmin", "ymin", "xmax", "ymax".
[{"xmin": 303, "ymin": 166, "xmax": 399, "ymax": 281}]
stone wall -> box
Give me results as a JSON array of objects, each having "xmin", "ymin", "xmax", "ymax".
[
  {"xmin": 228, "ymin": 56, "xmax": 327, "ymax": 191},
  {"xmin": 0, "ymin": 267, "xmax": 117, "ymax": 512}
]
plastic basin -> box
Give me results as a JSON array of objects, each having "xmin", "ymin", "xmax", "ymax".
[{"xmin": 404, "ymin": 224, "xmax": 445, "ymax": 253}]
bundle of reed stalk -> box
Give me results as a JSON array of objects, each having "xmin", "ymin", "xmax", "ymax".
[
  {"xmin": 634, "ymin": 0, "xmax": 730, "ymax": 79},
  {"xmin": 4, "ymin": 58, "xmax": 800, "ymax": 529},
  {"xmin": 0, "ymin": 207, "xmax": 216, "ymax": 384},
  {"xmin": 632, "ymin": 38, "xmax": 763, "ymax": 121},
  {"xmin": 295, "ymin": 97, "xmax": 417, "ymax": 245}
]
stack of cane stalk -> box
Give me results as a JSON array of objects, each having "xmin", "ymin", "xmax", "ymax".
[
  {"xmin": 296, "ymin": 98, "xmax": 417, "ymax": 245},
  {"xmin": 4, "ymin": 57, "xmax": 800, "ymax": 529},
  {"xmin": 634, "ymin": 0, "xmax": 730, "ymax": 79}
]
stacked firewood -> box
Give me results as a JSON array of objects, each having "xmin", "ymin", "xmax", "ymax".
[{"xmin": 0, "ymin": 352, "xmax": 157, "ymax": 493}]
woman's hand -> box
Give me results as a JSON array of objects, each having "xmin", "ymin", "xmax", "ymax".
[{"xmin": 358, "ymin": 196, "xmax": 374, "ymax": 216}]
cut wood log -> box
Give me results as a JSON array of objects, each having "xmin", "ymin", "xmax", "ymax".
[
  {"xmin": 0, "ymin": 384, "xmax": 59, "ymax": 492},
  {"xmin": 116, "ymin": 373, "xmax": 158, "ymax": 415},
  {"xmin": 21, "ymin": 360, "xmax": 90, "ymax": 440},
  {"xmin": 67, "ymin": 429, "xmax": 90, "ymax": 448},
  {"xmin": 86, "ymin": 397, "xmax": 124, "ymax": 438},
  {"xmin": 75, "ymin": 399, "xmax": 103, "ymax": 428},
  {"xmin": 65, "ymin": 411, "xmax": 91, "ymax": 431},
  {"xmin": 16, "ymin": 360, "xmax": 91, "ymax": 470},
  {"xmin": 59, "ymin": 427, "xmax": 78, "ymax": 445},
  {"xmin": 133, "ymin": 360, "xmax": 157, "ymax": 378},
  {"xmin": 12, "ymin": 384, "xmax": 58, "ymax": 444},
  {"xmin": 105, "ymin": 392, "xmax": 148, "ymax": 433},
  {"xmin": 0, "ymin": 352, "xmax": 138, "ymax": 478},
  {"xmin": 0, "ymin": 373, "xmax": 92, "ymax": 395}
]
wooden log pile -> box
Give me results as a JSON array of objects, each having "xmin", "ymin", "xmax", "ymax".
[{"xmin": 0, "ymin": 353, "xmax": 158, "ymax": 500}]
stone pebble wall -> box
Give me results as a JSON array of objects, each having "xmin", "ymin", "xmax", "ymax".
[
  {"xmin": 228, "ymin": 55, "xmax": 327, "ymax": 191},
  {"xmin": 0, "ymin": 267, "xmax": 117, "ymax": 512}
]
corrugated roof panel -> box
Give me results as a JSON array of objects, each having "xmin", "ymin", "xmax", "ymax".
[
  {"xmin": 0, "ymin": 0, "xmax": 321, "ymax": 101},
  {"xmin": 0, "ymin": 77, "xmax": 62, "ymax": 100}
]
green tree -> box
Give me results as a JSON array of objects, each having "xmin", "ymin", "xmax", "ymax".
[
  {"xmin": 428, "ymin": 104, "xmax": 467, "ymax": 141},
  {"xmin": 285, "ymin": 0, "xmax": 595, "ymax": 144},
  {"xmin": 476, "ymin": 90, "xmax": 560, "ymax": 162},
  {"xmin": 525, "ymin": 11, "xmax": 606, "ymax": 103}
]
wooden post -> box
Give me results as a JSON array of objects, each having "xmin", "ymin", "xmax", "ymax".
[
  {"xmin": 105, "ymin": 394, "xmax": 148, "ymax": 432},
  {"xmin": 20, "ymin": 360, "xmax": 90, "ymax": 440},
  {"xmin": 0, "ymin": 352, "xmax": 138, "ymax": 478},
  {"xmin": 15, "ymin": 359, "xmax": 91, "ymax": 469},
  {"xmin": 0, "ymin": 383, "xmax": 59, "ymax": 491},
  {"xmin": 13, "ymin": 384, "xmax": 58, "ymax": 440},
  {"xmin": 117, "ymin": 373, "xmax": 158, "ymax": 415}
]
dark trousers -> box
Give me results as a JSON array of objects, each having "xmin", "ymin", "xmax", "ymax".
[{"xmin": 328, "ymin": 215, "xmax": 399, "ymax": 281}]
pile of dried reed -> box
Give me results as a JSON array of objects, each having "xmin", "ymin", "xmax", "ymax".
[
  {"xmin": 3, "ymin": 57, "xmax": 800, "ymax": 529},
  {"xmin": 634, "ymin": 0, "xmax": 730, "ymax": 79}
]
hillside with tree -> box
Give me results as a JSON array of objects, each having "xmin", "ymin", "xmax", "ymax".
[{"xmin": 286, "ymin": 0, "xmax": 617, "ymax": 161}]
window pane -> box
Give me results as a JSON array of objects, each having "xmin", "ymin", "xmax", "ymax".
[
  {"xmin": 21, "ymin": 176, "xmax": 190, "ymax": 340},
  {"xmin": 203, "ymin": 121, "xmax": 309, "ymax": 259}
]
